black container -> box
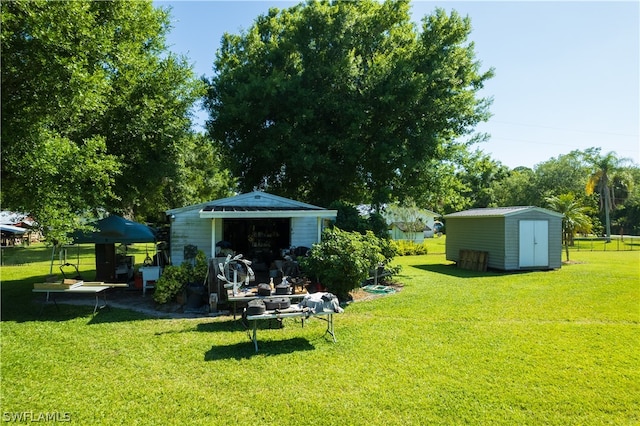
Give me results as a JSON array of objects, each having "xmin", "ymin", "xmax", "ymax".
[
  {"xmin": 246, "ymin": 299, "xmax": 266, "ymax": 315},
  {"xmin": 264, "ymin": 298, "xmax": 290, "ymax": 310},
  {"xmin": 257, "ymin": 283, "xmax": 271, "ymax": 296},
  {"xmin": 275, "ymin": 284, "xmax": 290, "ymax": 295}
]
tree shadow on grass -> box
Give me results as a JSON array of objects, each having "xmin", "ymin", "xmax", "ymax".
[
  {"xmin": 412, "ymin": 263, "xmax": 529, "ymax": 279},
  {"xmin": 2, "ymin": 277, "xmax": 102, "ymax": 323},
  {"xmin": 204, "ymin": 337, "xmax": 314, "ymax": 360}
]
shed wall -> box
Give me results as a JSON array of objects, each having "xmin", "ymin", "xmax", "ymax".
[
  {"xmin": 170, "ymin": 209, "xmax": 212, "ymax": 265},
  {"xmin": 504, "ymin": 211, "xmax": 562, "ymax": 270},
  {"xmin": 291, "ymin": 217, "xmax": 320, "ymax": 248},
  {"xmin": 445, "ymin": 217, "xmax": 506, "ymax": 269},
  {"xmin": 389, "ymin": 227, "xmax": 425, "ymax": 243}
]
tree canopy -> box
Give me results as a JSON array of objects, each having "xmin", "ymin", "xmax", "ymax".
[
  {"xmin": 1, "ymin": 0, "xmax": 232, "ymax": 241},
  {"xmin": 206, "ymin": 0, "xmax": 493, "ymax": 208}
]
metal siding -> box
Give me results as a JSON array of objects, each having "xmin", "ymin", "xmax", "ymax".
[
  {"xmin": 291, "ymin": 217, "xmax": 319, "ymax": 248},
  {"xmin": 170, "ymin": 209, "xmax": 212, "ymax": 265},
  {"xmin": 548, "ymin": 215, "xmax": 563, "ymax": 268},
  {"xmin": 508, "ymin": 211, "xmax": 562, "ymax": 270},
  {"xmin": 446, "ymin": 217, "xmax": 506, "ymax": 269},
  {"xmin": 447, "ymin": 208, "xmax": 563, "ymax": 271},
  {"xmin": 504, "ymin": 216, "xmax": 520, "ymax": 270}
]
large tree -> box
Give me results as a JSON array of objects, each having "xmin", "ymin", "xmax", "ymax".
[
  {"xmin": 1, "ymin": 0, "xmax": 210, "ymax": 240},
  {"xmin": 206, "ymin": 0, "xmax": 493, "ymax": 207}
]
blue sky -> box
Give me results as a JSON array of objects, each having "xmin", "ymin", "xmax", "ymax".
[{"xmin": 155, "ymin": 0, "xmax": 639, "ymax": 169}]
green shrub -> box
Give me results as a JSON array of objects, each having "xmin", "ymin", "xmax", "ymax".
[
  {"xmin": 153, "ymin": 265, "xmax": 187, "ymax": 304},
  {"xmin": 153, "ymin": 250, "xmax": 208, "ymax": 304},
  {"xmin": 300, "ymin": 228, "xmax": 394, "ymax": 301},
  {"xmin": 394, "ymin": 240, "xmax": 428, "ymax": 256}
]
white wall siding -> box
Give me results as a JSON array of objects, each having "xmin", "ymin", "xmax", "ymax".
[
  {"xmin": 290, "ymin": 217, "xmax": 319, "ymax": 248},
  {"xmin": 167, "ymin": 193, "xmax": 337, "ymax": 266},
  {"xmin": 170, "ymin": 209, "xmax": 212, "ymax": 265}
]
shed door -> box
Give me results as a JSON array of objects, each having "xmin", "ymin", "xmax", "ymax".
[{"xmin": 519, "ymin": 220, "xmax": 548, "ymax": 268}]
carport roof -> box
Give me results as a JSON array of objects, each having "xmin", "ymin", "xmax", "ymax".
[
  {"xmin": 202, "ymin": 206, "xmax": 320, "ymax": 212},
  {"xmin": 199, "ymin": 205, "xmax": 336, "ymax": 219},
  {"xmin": 166, "ymin": 191, "xmax": 337, "ymax": 219}
]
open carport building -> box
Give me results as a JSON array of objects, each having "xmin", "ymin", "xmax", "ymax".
[
  {"xmin": 166, "ymin": 192, "xmax": 337, "ymax": 267},
  {"xmin": 444, "ymin": 206, "xmax": 563, "ymax": 271}
]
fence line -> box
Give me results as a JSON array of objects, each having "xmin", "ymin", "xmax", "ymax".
[{"xmin": 572, "ymin": 235, "xmax": 639, "ymax": 252}]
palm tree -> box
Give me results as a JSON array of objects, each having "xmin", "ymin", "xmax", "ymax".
[
  {"xmin": 546, "ymin": 193, "xmax": 591, "ymax": 262},
  {"xmin": 585, "ymin": 151, "xmax": 632, "ymax": 242}
]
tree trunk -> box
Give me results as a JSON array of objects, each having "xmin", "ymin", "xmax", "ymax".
[{"xmin": 604, "ymin": 185, "xmax": 612, "ymax": 243}]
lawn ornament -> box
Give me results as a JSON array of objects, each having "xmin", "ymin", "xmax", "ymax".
[{"xmin": 217, "ymin": 254, "xmax": 254, "ymax": 295}]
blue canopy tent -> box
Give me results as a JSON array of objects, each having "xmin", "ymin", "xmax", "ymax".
[
  {"xmin": 70, "ymin": 216, "xmax": 157, "ymax": 282},
  {"xmin": 71, "ymin": 215, "xmax": 156, "ymax": 244}
]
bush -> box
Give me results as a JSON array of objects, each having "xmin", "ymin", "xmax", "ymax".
[
  {"xmin": 153, "ymin": 250, "xmax": 208, "ymax": 304},
  {"xmin": 394, "ymin": 240, "xmax": 428, "ymax": 256},
  {"xmin": 300, "ymin": 228, "xmax": 395, "ymax": 301},
  {"xmin": 153, "ymin": 265, "xmax": 187, "ymax": 304}
]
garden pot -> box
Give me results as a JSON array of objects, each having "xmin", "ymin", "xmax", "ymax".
[{"xmin": 134, "ymin": 274, "xmax": 142, "ymax": 289}]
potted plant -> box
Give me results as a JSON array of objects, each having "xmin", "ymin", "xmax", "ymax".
[
  {"xmin": 153, "ymin": 250, "xmax": 209, "ymax": 305},
  {"xmin": 153, "ymin": 265, "xmax": 186, "ymax": 304}
]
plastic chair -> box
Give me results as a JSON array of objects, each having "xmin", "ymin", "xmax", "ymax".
[{"xmin": 141, "ymin": 266, "xmax": 161, "ymax": 296}]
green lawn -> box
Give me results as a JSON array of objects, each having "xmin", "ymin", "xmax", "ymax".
[{"xmin": 1, "ymin": 244, "xmax": 638, "ymax": 425}]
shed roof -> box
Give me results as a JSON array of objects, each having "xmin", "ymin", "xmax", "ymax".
[{"xmin": 444, "ymin": 206, "xmax": 563, "ymax": 219}]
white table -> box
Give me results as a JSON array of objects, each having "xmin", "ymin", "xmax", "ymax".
[
  {"xmin": 245, "ymin": 305, "xmax": 338, "ymax": 352},
  {"xmin": 33, "ymin": 285, "xmax": 110, "ymax": 315}
]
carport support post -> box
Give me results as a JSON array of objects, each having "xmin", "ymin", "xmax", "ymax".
[{"xmin": 210, "ymin": 218, "xmax": 217, "ymax": 259}]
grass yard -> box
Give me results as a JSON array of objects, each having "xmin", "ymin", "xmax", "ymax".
[{"xmin": 1, "ymin": 244, "xmax": 638, "ymax": 425}]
